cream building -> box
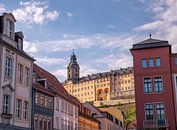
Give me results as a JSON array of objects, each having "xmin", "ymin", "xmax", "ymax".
[
  {"xmin": 63, "ymin": 52, "xmax": 134, "ymax": 104},
  {"xmin": 83, "ymin": 102, "xmax": 124, "ymax": 130},
  {"xmin": 0, "ymin": 13, "xmax": 34, "ymax": 130}
]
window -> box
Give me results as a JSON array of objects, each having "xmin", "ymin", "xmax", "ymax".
[
  {"xmin": 39, "ymin": 117, "xmax": 43, "ymax": 130},
  {"xmin": 48, "ymin": 119, "xmax": 52, "ymax": 130},
  {"xmin": 25, "ymin": 67, "xmax": 30, "ymax": 86},
  {"xmin": 5, "ymin": 57, "xmax": 13, "ymax": 79},
  {"xmin": 65, "ymin": 102, "xmax": 67, "ymax": 113},
  {"xmin": 39, "ymin": 95, "xmax": 44, "ymax": 106},
  {"xmin": 48, "ymin": 98, "xmax": 53, "ymax": 109},
  {"xmin": 23, "ymin": 101, "xmax": 28, "ymax": 120},
  {"xmin": 56, "ymin": 98, "xmax": 59, "ymax": 111},
  {"xmin": 142, "ymin": 59, "xmax": 147, "ymax": 68},
  {"xmin": 155, "ymin": 57, "xmax": 161, "ymax": 67},
  {"xmin": 56, "ymin": 117, "xmax": 59, "ymax": 129},
  {"xmin": 35, "ymin": 94, "xmax": 39, "ymax": 105},
  {"xmin": 3, "ymin": 94, "xmax": 10, "ymax": 113},
  {"xmin": 75, "ymin": 123, "xmax": 78, "ymax": 130},
  {"xmin": 18, "ymin": 63, "xmax": 23, "ymax": 83},
  {"xmin": 16, "ymin": 99, "xmax": 22, "ymax": 119},
  {"xmin": 7, "ymin": 19, "xmax": 13, "ymax": 38},
  {"xmin": 148, "ymin": 58, "xmax": 154, "ymax": 67},
  {"xmin": 156, "ymin": 103, "xmax": 165, "ymax": 120},
  {"xmin": 155, "ymin": 77, "xmax": 163, "ymax": 92},
  {"xmin": 175, "ymin": 58, "xmax": 177, "ymax": 65},
  {"xmin": 61, "ymin": 101, "xmax": 64, "ymax": 112},
  {"xmin": 144, "ymin": 78, "xmax": 152, "ymax": 93},
  {"xmin": 61, "ymin": 119, "xmax": 64, "ymax": 130},
  {"xmin": 44, "ymin": 118, "xmax": 47, "ymax": 130},
  {"xmin": 45, "ymin": 96, "xmax": 48, "ymax": 107},
  {"xmin": 71, "ymin": 105, "xmax": 73, "ymax": 116},
  {"xmin": 17, "ymin": 38, "xmax": 23, "ymax": 50},
  {"xmin": 75, "ymin": 107, "xmax": 78, "ymax": 117},
  {"xmin": 34, "ymin": 116, "xmax": 38, "ymax": 130},
  {"xmin": 156, "ymin": 103, "xmax": 166, "ymax": 126},
  {"xmin": 145, "ymin": 104, "xmax": 153, "ymax": 120}
]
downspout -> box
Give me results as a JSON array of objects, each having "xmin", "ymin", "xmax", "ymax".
[{"xmin": 169, "ymin": 48, "xmax": 177, "ymax": 128}]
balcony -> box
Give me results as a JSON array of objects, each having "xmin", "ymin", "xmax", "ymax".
[{"xmin": 143, "ymin": 118, "xmax": 168, "ymax": 128}]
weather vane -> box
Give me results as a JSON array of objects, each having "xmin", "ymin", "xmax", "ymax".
[{"xmin": 149, "ymin": 33, "xmax": 152, "ymax": 39}]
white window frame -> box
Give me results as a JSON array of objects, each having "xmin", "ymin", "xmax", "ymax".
[
  {"xmin": 23, "ymin": 101, "xmax": 28, "ymax": 120},
  {"xmin": 5, "ymin": 56, "xmax": 13, "ymax": 79},
  {"xmin": 25, "ymin": 67, "xmax": 30, "ymax": 86},
  {"xmin": 3, "ymin": 94, "xmax": 10, "ymax": 114},
  {"xmin": 16, "ymin": 99, "xmax": 22, "ymax": 119},
  {"xmin": 6, "ymin": 19, "xmax": 13, "ymax": 38},
  {"xmin": 18, "ymin": 63, "xmax": 23, "ymax": 84}
]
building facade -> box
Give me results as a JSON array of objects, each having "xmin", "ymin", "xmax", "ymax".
[
  {"xmin": 131, "ymin": 37, "xmax": 177, "ymax": 129},
  {"xmin": 98, "ymin": 107, "xmax": 124, "ymax": 126},
  {"xmin": 0, "ymin": 13, "xmax": 34, "ymax": 130},
  {"xmin": 79, "ymin": 105, "xmax": 100, "ymax": 130},
  {"xmin": 33, "ymin": 64, "xmax": 80, "ymax": 130},
  {"xmin": 83, "ymin": 102, "xmax": 124, "ymax": 130},
  {"xmin": 63, "ymin": 52, "xmax": 134, "ymax": 104},
  {"xmin": 32, "ymin": 64, "xmax": 56, "ymax": 130}
]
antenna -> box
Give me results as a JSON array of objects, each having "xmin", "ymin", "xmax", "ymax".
[{"xmin": 72, "ymin": 49, "xmax": 75, "ymax": 54}]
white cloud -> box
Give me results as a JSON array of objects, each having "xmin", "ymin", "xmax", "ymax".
[
  {"xmin": 0, "ymin": 4, "xmax": 6, "ymax": 14},
  {"xmin": 23, "ymin": 33, "xmax": 139, "ymax": 55},
  {"xmin": 52, "ymin": 69, "xmax": 67, "ymax": 81},
  {"xmin": 36, "ymin": 56, "xmax": 66, "ymax": 65},
  {"xmin": 80, "ymin": 65, "xmax": 101, "ymax": 77},
  {"xmin": 23, "ymin": 41, "xmax": 38, "ymax": 53},
  {"xmin": 94, "ymin": 53, "xmax": 132, "ymax": 70},
  {"xmin": 67, "ymin": 12, "xmax": 73, "ymax": 17},
  {"xmin": 24, "ymin": 34, "xmax": 136, "ymax": 81},
  {"xmin": 12, "ymin": 0, "xmax": 59, "ymax": 25},
  {"xmin": 135, "ymin": 0, "xmax": 177, "ymax": 51},
  {"xmin": 43, "ymin": 62, "xmax": 101, "ymax": 81}
]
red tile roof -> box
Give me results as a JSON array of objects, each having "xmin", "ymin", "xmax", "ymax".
[
  {"xmin": 33, "ymin": 82, "xmax": 55, "ymax": 96},
  {"xmin": 33, "ymin": 63, "xmax": 81, "ymax": 106}
]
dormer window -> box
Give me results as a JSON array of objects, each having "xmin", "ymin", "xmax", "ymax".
[
  {"xmin": 6, "ymin": 19, "xmax": 14, "ymax": 38},
  {"xmin": 37, "ymin": 79, "xmax": 47, "ymax": 88},
  {"xmin": 17, "ymin": 38, "xmax": 23, "ymax": 51}
]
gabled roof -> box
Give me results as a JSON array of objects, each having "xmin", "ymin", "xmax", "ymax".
[
  {"xmin": 132, "ymin": 38, "xmax": 170, "ymax": 50},
  {"xmin": 33, "ymin": 63, "xmax": 81, "ymax": 106}
]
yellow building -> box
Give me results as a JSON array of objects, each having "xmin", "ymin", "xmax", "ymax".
[
  {"xmin": 63, "ymin": 52, "xmax": 134, "ymax": 104},
  {"xmin": 109, "ymin": 68, "xmax": 134, "ymax": 100}
]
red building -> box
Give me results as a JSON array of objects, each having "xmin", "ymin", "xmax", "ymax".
[{"xmin": 131, "ymin": 37, "xmax": 177, "ymax": 130}]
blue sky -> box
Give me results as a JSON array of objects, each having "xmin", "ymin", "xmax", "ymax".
[{"xmin": 1, "ymin": 0, "xmax": 177, "ymax": 81}]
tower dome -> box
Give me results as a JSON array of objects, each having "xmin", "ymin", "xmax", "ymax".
[{"xmin": 67, "ymin": 50, "xmax": 80, "ymax": 80}]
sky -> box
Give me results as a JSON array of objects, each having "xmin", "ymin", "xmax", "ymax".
[{"xmin": 1, "ymin": 0, "xmax": 177, "ymax": 81}]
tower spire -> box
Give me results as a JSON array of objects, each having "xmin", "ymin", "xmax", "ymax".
[{"xmin": 67, "ymin": 50, "xmax": 80, "ymax": 80}]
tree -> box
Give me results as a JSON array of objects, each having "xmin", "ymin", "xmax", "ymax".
[{"xmin": 123, "ymin": 105, "xmax": 136, "ymax": 129}]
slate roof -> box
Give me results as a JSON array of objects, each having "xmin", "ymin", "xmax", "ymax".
[
  {"xmin": 66, "ymin": 67, "xmax": 133, "ymax": 84},
  {"xmin": 132, "ymin": 38, "xmax": 170, "ymax": 50},
  {"xmin": 33, "ymin": 63, "xmax": 81, "ymax": 106}
]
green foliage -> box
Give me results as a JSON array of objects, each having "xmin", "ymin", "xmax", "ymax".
[
  {"xmin": 116, "ymin": 102, "xmax": 123, "ymax": 107},
  {"xmin": 124, "ymin": 105, "xmax": 136, "ymax": 127},
  {"xmin": 97, "ymin": 104, "xmax": 109, "ymax": 108}
]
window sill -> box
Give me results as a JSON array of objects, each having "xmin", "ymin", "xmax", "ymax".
[{"xmin": 1, "ymin": 113, "xmax": 12, "ymax": 118}]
